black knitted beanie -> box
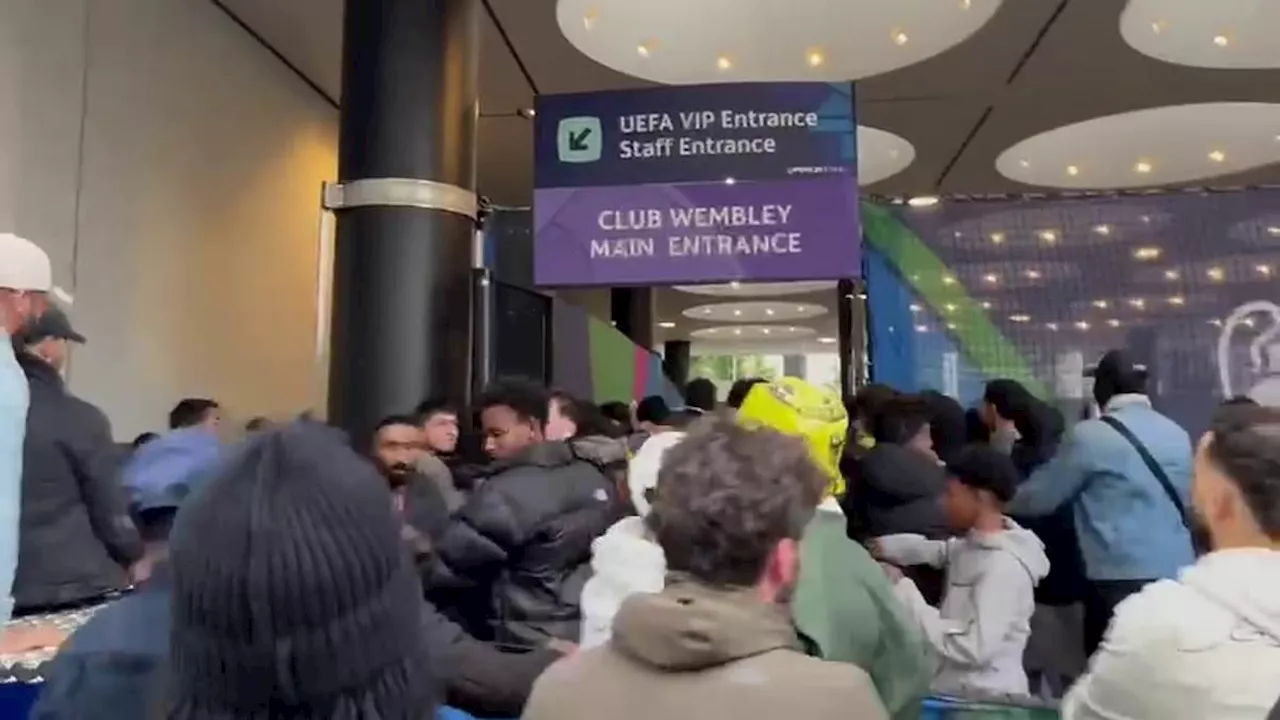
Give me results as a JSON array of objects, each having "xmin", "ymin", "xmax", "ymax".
[{"xmin": 166, "ymin": 421, "xmax": 436, "ymax": 720}]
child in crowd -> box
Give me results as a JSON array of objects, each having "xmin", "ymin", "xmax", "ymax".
[{"xmin": 873, "ymin": 445, "xmax": 1049, "ymax": 698}]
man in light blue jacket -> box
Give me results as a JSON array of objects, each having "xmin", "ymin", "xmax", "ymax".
[
  {"xmin": 1008, "ymin": 349, "xmax": 1195, "ymax": 655},
  {"xmin": 0, "ymin": 233, "xmax": 53, "ymax": 628}
]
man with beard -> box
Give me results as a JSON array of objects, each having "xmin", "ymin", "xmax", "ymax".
[
  {"xmin": 0, "ymin": 234, "xmax": 53, "ymax": 631},
  {"xmin": 367, "ymin": 415, "xmax": 563, "ymax": 717},
  {"xmin": 371, "ymin": 415, "xmax": 451, "ymax": 552},
  {"xmin": 1061, "ymin": 404, "xmax": 1280, "ymax": 720}
]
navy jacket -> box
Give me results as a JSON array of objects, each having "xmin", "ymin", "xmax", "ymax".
[{"xmin": 30, "ymin": 567, "xmax": 169, "ymax": 720}]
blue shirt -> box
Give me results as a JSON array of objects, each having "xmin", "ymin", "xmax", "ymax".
[
  {"xmin": 0, "ymin": 332, "xmax": 28, "ymax": 625},
  {"xmin": 1007, "ymin": 395, "xmax": 1196, "ymax": 582}
]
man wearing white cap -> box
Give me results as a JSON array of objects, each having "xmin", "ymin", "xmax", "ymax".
[{"xmin": 0, "ymin": 232, "xmax": 53, "ymax": 629}]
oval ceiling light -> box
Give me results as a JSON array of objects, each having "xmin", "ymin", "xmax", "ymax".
[
  {"xmin": 691, "ymin": 324, "xmax": 818, "ymax": 340},
  {"xmin": 555, "ymin": 0, "xmax": 1003, "ymax": 84},
  {"xmin": 673, "ymin": 281, "xmax": 836, "ymax": 297},
  {"xmin": 859, "ymin": 126, "xmax": 916, "ymax": 185},
  {"xmin": 681, "ymin": 301, "xmax": 827, "ymax": 323},
  {"xmin": 1121, "ymin": 0, "xmax": 1280, "ymax": 69},
  {"xmin": 995, "ymin": 102, "xmax": 1280, "ymax": 189}
]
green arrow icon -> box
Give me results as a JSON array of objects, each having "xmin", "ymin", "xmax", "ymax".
[
  {"xmin": 568, "ymin": 127, "xmax": 592, "ymax": 152},
  {"xmin": 557, "ymin": 117, "xmax": 603, "ymax": 163}
]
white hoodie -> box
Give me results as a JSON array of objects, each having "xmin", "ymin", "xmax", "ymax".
[
  {"xmin": 877, "ymin": 518, "xmax": 1050, "ymax": 697},
  {"xmin": 578, "ymin": 433, "xmax": 683, "ymax": 649},
  {"xmin": 1063, "ymin": 548, "xmax": 1280, "ymax": 720}
]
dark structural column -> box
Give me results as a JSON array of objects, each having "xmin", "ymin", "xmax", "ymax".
[
  {"xmin": 662, "ymin": 340, "xmax": 692, "ymax": 388},
  {"xmin": 611, "ymin": 288, "xmax": 656, "ymax": 349},
  {"xmin": 328, "ymin": 0, "xmax": 481, "ymax": 447}
]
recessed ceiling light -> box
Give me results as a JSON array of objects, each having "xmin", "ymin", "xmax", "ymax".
[
  {"xmin": 1046, "ymin": 322, "xmax": 1059, "ymax": 331},
  {"xmin": 989, "ymin": 232, "xmax": 1006, "ymax": 244},
  {"xmin": 1208, "ymin": 150, "xmax": 1226, "ymax": 163},
  {"xmin": 1213, "ymin": 34, "xmax": 1230, "ymax": 47},
  {"xmin": 892, "ymin": 29, "xmax": 909, "ymax": 46},
  {"xmin": 1018, "ymin": 159, "xmax": 1030, "ymax": 168},
  {"xmin": 1094, "ymin": 224, "xmax": 1111, "ymax": 235},
  {"xmin": 1164, "ymin": 269, "xmax": 1180, "ymax": 280},
  {"xmin": 1010, "ymin": 314, "xmax": 1031, "ymax": 323},
  {"xmin": 1025, "ymin": 269, "xmax": 1042, "ymax": 279},
  {"xmin": 1093, "ymin": 299, "xmax": 1109, "ymax": 308},
  {"xmin": 1168, "ymin": 295, "xmax": 1185, "ymax": 306},
  {"xmin": 729, "ymin": 281, "xmax": 740, "ymax": 289},
  {"xmin": 1075, "ymin": 320, "xmax": 1091, "ymax": 330},
  {"xmin": 658, "ymin": 321, "xmax": 676, "ymax": 328},
  {"xmin": 915, "ymin": 325, "xmax": 929, "ymax": 333},
  {"xmin": 907, "ymin": 195, "xmax": 939, "ymax": 208},
  {"xmin": 1151, "ymin": 20, "xmax": 1164, "ymax": 34},
  {"xmin": 1129, "ymin": 298, "xmax": 1146, "ymax": 309},
  {"xmin": 733, "ymin": 309, "xmax": 742, "ymax": 316},
  {"xmin": 1268, "ymin": 226, "xmax": 1280, "ymax": 236},
  {"xmin": 983, "ymin": 273, "xmax": 998, "ymax": 284},
  {"xmin": 701, "ymin": 308, "xmax": 712, "ymax": 314},
  {"xmin": 941, "ymin": 275, "xmax": 956, "ymax": 286},
  {"xmin": 733, "ymin": 328, "xmax": 742, "ymax": 335},
  {"xmin": 795, "ymin": 306, "xmax": 805, "ymax": 312},
  {"xmin": 806, "ymin": 48, "xmax": 825, "ymax": 67},
  {"xmin": 787, "ymin": 327, "xmax": 798, "ymax": 332},
  {"xmin": 1107, "ymin": 319, "xmax": 1121, "ymax": 328},
  {"xmin": 817, "ymin": 336, "xmax": 836, "ymax": 344},
  {"xmin": 1038, "ymin": 230, "xmax": 1058, "ymax": 243},
  {"xmin": 909, "ymin": 303, "xmax": 922, "ymax": 312},
  {"xmin": 980, "ymin": 301, "xmax": 993, "ymax": 310},
  {"xmin": 1207, "ymin": 266, "xmax": 1225, "ymax": 282},
  {"xmin": 765, "ymin": 308, "xmax": 775, "ymax": 316},
  {"xmin": 1134, "ymin": 161, "xmax": 1153, "ymax": 174},
  {"xmin": 1066, "ymin": 165, "xmax": 1080, "ymax": 176},
  {"xmin": 1257, "ymin": 264, "xmax": 1274, "ymax": 277},
  {"xmin": 724, "ymin": 177, "xmax": 736, "ymax": 185},
  {"xmin": 637, "ymin": 42, "xmax": 652, "ymax": 58},
  {"xmin": 762, "ymin": 328, "xmax": 771, "ymax": 335},
  {"xmin": 716, "ymin": 55, "xmax": 733, "ymax": 71},
  {"xmin": 1133, "ymin": 246, "xmax": 1161, "ymax": 260}
]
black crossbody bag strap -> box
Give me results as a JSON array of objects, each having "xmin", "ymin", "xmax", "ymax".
[{"xmin": 1099, "ymin": 415, "xmax": 1190, "ymax": 529}]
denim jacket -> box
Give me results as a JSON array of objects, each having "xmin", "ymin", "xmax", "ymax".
[
  {"xmin": 1008, "ymin": 395, "xmax": 1195, "ymax": 581},
  {"xmin": 0, "ymin": 332, "xmax": 28, "ymax": 625}
]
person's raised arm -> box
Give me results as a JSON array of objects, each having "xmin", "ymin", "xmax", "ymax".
[
  {"xmin": 872, "ymin": 534, "xmax": 948, "ymax": 568},
  {"xmin": 1006, "ymin": 421, "xmax": 1095, "ymax": 517},
  {"xmin": 893, "ymin": 552, "xmax": 1030, "ymax": 668}
]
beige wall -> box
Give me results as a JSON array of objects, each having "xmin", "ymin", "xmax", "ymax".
[{"xmin": 8, "ymin": 0, "xmax": 338, "ymax": 438}]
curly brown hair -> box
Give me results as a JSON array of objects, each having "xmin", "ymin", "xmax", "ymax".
[{"xmin": 647, "ymin": 413, "xmax": 826, "ymax": 587}]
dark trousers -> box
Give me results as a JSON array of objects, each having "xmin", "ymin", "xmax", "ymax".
[{"xmin": 1083, "ymin": 578, "xmax": 1153, "ymax": 655}]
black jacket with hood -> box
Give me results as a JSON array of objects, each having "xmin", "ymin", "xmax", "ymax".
[
  {"xmin": 13, "ymin": 352, "xmax": 142, "ymax": 611},
  {"xmin": 425, "ymin": 439, "xmax": 623, "ymax": 645},
  {"xmin": 841, "ymin": 443, "xmax": 948, "ymax": 543}
]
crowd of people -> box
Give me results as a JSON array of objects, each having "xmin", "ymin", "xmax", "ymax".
[{"xmin": 1, "ymin": 232, "xmax": 1279, "ymax": 719}]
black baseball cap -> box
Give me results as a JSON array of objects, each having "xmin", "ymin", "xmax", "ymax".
[
  {"xmin": 21, "ymin": 305, "xmax": 85, "ymax": 344},
  {"xmin": 1084, "ymin": 349, "xmax": 1147, "ymax": 381},
  {"xmin": 945, "ymin": 445, "xmax": 1020, "ymax": 503}
]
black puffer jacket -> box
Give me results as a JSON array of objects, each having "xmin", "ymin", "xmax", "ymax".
[
  {"xmin": 14, "ymin": 353, "xmax": 142, "ymax": 612},
  {"xmin": 426, "ymin": 440, "xmax": 620, "ymax": 646},
  {"xmin": 841, "ymin": 443, "xmax": 948, "ymax": 542}
]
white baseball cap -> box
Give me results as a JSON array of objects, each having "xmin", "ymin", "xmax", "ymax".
[{"xmin": 0, "ymin": 233, "xmax": 53, "ymax": 292}]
